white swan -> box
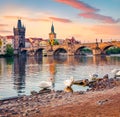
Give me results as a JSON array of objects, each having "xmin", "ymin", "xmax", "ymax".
[
  {"xmin": 39, "ymin": 81, "xmax": 52, "ymax": 89},
  {"xmin": 89, "ymin": 73, "xmax": 98, "ymax": 81},
  {"xmin": 111, "ymin": 69, "xmax": 120, "ymax": 78},
  {"xmin": 116, "ymin": 71, "xmax": 120, "ymax": 76},
  {"xmin": 64, "ymin": 76, "xmax": 74, "ymax": 87}
]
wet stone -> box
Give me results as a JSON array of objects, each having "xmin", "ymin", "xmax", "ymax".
[
  {"xmin": 0, "ymin": 114, "xmax": 8, "ymax": 117},
  {"xmin": 35, "ymin": 110, "xmax": 40, "ymax": 113},
  {"xmin": 58, "ymin": 96, "xmax": 62, "ymax": 99},
  {"xmin": 2, "ymin": 101, "xmax": 9, "ymax": 105},
  {"xmin": 31, "ymin": 91, "xmax": 38, "ymax": 95},
  {"xmin": 23, "ymin": 112, "xmax": 28, "ymax": 116}
]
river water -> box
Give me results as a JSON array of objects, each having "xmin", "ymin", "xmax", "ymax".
[{"xmin": 0, "ymin": 55, "xmax": 120, "ymax": 100}]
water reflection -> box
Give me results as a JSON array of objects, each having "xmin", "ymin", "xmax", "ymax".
[
  {"xmin": 64, "ymin": 86, "xmax": 73, "ymax": 93},
  {"xmin": 48, "ymin": 57, "xmax": 56, "ymax": 89},
  {"xmin": 35, "ymin": 56, "xmax": 43, "ymax": 64},
  {"xmin": 12, "ymin": 55, "xmax": 120, "ymax": 95},
  {"xmin": 74, "ymin": 55, "xmax": 88, "ymax": 64},
  {"xmin": 13, "ymin": 56, "xmax": 26, "ymax": 95},
  {"xmin": 5, "ymin": 57, "xmax": 14, "ymax": 65},
  {"xmin": 54, "ymin": 55, "xmax": 67, "ymax": 63},
  {"xmin": 93, "ymin": 55, "xmax": 108, "ymax": 65},
  {"xmin": 54, "ymin": 55, "xmax": 109, "ymax": 65},
  {"xmin": 0, "ymin": 54, "xmax": 120, "ymax": 99}
]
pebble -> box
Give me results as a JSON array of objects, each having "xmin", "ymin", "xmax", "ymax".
[{"xmin": 97, "ymin": 99, "xmax": 108, "ymax": 105}]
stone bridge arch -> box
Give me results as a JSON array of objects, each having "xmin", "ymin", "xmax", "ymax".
[
  {"xmin": 74, "ymin": 46, "xmax": 93, "ymax": 55},
  {"xmin": 101, "ymin": 44, "xmax": 120, "ymax": 54},
  {"xmin": 53, "ymin": 48, "xmax": 68, "ymax": 56}
]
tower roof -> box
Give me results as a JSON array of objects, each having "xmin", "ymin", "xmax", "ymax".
[
  {"xmin": 17, "ymin": 19, "xmax": 22, "ymax": 28},
  {"xmin": 51, "ymin": 22, "xmax": 54, "ymax": 33}
]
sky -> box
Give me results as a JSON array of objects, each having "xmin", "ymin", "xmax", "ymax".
[{"xmin": 0, "ymin": 0, "xmax": 120, "ymax": 42}]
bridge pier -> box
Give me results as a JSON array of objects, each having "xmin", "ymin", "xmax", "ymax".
[
  {"xmin": 67, "ymin": 52, "xmax": 74, "ymax": 56},
  {"xmin": 92, "ymin": 48, "xmax": 102, "ymax": 55},
  {"xmin": 47, "ymin": 51, "xmax": 54, "ymax": 56},
  {"xmin": 47, "ymin": 51, "xmax": 74, "ymax": 56}
]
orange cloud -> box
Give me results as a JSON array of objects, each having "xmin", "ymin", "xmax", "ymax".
[
  {"xmin": 91, "ymin": 24, "xmax": 120, "ymax": 35},
  {"xmin": 4, "ymin": 16, "xmax": 49, "ymax": 22},
  {"xmin": 54, "ymin": 0, "xmax": 99, "ymax": 13},
  {"xmin": 55, "ymin": 0, "xmax": 120, "ymax": 24},
  {"xmin": 49, "ymin": 17, "xmax": 72, "ymax": 23},
  {"xmin": 0, "ymin": 23, "xmax": 11, "ymax": 34},
  {"xmin": 4, "ymin": 16, "xmax": 19, "ymax": 19},
  {"xmin": 0, "ymin": 30, "xmax": 12, "ymax": 33},
  {"xmin": 25, "ymin": 18, "xmax": 49, "ymax": 22},
  {"xmin": 4, "ymin": 15, "xmax": 72, "ymax": 23},
  {"xmin": 79, "ymin": 12, "xmax": 120, "ymax": 23},
  {"xmin": 0, "ymin": 24, "xmax": 9, "ymax": 27}
]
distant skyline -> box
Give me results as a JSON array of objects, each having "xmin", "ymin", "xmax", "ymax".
[{"xmin": 0, "ymin": 0, "xmax": 120, "ymax": 42}]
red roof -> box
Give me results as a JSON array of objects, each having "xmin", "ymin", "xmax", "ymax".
[{"xmin": 6, "ymin": 35, "xmax": 14, "ymax": 39}]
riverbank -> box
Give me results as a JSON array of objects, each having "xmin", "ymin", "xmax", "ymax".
[{"xmin": 0, "ymin": 78, "xmax": 120, "ymax": 117}]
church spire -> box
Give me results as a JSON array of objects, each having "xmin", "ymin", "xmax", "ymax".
[
  {"xmin": 51, "ymin": 22, "xmax": 54, "ymax": 33},
  {"xmin": 49, "ymin": 22, "xmax": 56, "ymax": 39}
]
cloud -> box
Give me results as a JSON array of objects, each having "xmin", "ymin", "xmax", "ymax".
[
  {"xmin": 49, "ymin": 17, "xmax": 72, "ymax": 23},
  {"xmin": 91, "ymin": 24, "xmax": 120, "ymax": 35},
  {"xmin": 0, "ymin": 30, "xmax": 12, "ymax": 33},
  {"xmin": 25, "ymin": 18, "xmax": 49, "ymax": 22},
  {"xmin": 79, "ymin": 12, "xmax": 120, "ymax": 23},
  {"xmin": 54, "ymin": 0, "xmax": 99, "ymax": 13},
  {"xmin": 55, "ymin": 0, "xmax": 120, "ymax": 24},
  {"xmin": 0, "ymin": 24, "xmax": 9, "ymax": 27},
  {"xmin": 4, "ymin": 15, "xmax": 72, "ymax": 23},
  {"xmin": 4, "ymin": 16, "xmax": 19, "ymax": 19},
  {"xmin": 4, "ymin": 16, "xmax": 49, "ymax": 22},
  {"xmin": 0, "ymin": 23, "xmax": 11, "ymax": 34}
]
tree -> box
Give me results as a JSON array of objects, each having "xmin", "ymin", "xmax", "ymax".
[
  {"xmin": 54, "ymin": 39, "xmax": 59, "ymax": 45},
  {"xmin": 106, "ymin": 47, "xmax": 120, "ymax": 54},
  {"xmin": 5, "ymin": 44, "xmax": 14, "ymax": 57}
]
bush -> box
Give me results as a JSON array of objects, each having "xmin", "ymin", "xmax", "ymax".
[{"xmin": 5, "ymin": 44, "xmax": 14, "ymax": 57}]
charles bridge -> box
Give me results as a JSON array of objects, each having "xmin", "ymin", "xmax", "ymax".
[{"xmin": 20, "ymin": 40, "xmax": 120, "ymax": 56}]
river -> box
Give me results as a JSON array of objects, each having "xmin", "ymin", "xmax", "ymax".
[{"xmin": 0, "ymin": 55, "xmax": 120, "ymax": 100}]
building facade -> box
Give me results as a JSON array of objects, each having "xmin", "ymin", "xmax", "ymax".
[
  {"xmin": 0, "ymin": 36, "xmax": 7, "ymax": 55},
  {"xmin": 6, "ymin": 35, "xmax": 14, "ymax": 47},
  {"xmin": 13, "ymin": 19, "xmax": 26, "ymax": 54}
]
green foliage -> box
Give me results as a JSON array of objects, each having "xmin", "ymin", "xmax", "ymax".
[
  {"xmin": 82, "ymin": 48, "xmax": 92, "ymax": 53},
  {"xmin": 54, "ymin": 39, "xmax": 59, "ymax": 45},
  {"xmin": 5, "ymin": 44, "xmax": 14, "ymax": 57},
  {"xmin": 5, "ymin": 57, "xmax": 14, "ymax": 65},
  {"xmin": 106, "ymin": 47, "xmax": 120, "ymax": 54}
]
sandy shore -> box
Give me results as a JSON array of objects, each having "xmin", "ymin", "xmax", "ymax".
[
  {"xmin": 39, "ymin": 86, "xmax": 120, "ymax": 117},
  {"xmin": 0, "ymin": 78, "xmax": 120, "ymax": 117}
]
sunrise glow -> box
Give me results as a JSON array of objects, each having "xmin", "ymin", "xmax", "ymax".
[{"xmin": 0, "ymin": 0, "xmax": 120, "ymax": 42}]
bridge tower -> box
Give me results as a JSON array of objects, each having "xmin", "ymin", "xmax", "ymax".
[{"xmin": 13, "ymin": 19, "xmax": 26, "ymax": 55}]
